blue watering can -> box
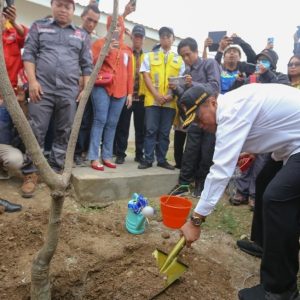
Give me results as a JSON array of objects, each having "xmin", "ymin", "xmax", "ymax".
[{"xmin": 125, "ymin": 193, "xmax": 148, "ymax": 234}]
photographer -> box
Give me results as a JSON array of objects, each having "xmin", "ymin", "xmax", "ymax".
[{"xmin": 2, "ymin": 2, "xmax": 28, "ymax": 91}]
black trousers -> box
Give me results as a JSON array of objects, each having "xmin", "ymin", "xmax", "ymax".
[
  {"xmin": 173, "ymin": 130, "xmax": 186, "ymax": 168},
  {"xmin": 255, "ymin": 153, "xmax": 300, "ymax": 293},
  {"xmin": 179, "ymin": 125, "xmax": 215, "ymax": 189},
  {"xmin": 75, "ymin": 97, "xmax": 93, "ymax": 156},
  {"xmin": 251, "ymin": 158, "xmax": 283, "ymax": 246},
  {"xmin": 114, "ymin": 99, "xmax": 145, "ymax": 159}
]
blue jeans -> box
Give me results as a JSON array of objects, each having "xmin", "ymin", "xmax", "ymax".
[
  {"xmin": 87, "ymin": 87, "xmax": 126, "ymax": 161},
  {"xmin": 144, "ymin": 106, "xmax": 175, "ymax": 164},
  {"xmin": 0, "ymin": 106, "xmax": 13, "ymax": 145}
]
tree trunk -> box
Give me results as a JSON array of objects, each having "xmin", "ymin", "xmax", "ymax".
[{"xmin": 0, "ymin": 0, "xmax": 119, "ymax": 298}]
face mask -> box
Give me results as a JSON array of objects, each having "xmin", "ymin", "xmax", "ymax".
[{"xmin": 256, "ymin": 59, "xmax": 271, "ymax": 70}]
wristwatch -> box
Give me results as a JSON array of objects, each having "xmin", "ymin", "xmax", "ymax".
[{"xmin": 190, "ymin": 215, "xmax": 205, "ymax": 227}]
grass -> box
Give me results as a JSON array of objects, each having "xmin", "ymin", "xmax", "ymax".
[{"xmin": 201, "ymin": 196, "xmax": 253, "ymax": 239}]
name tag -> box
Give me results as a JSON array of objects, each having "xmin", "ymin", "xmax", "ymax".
[{"xmin": 38, "ymin": 27, "xmax": 56, "ymax": 33}]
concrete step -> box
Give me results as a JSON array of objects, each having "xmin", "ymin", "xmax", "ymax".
[{"xmin": 71, "ymin": 158, "xmax": 179, "ymax": 206}]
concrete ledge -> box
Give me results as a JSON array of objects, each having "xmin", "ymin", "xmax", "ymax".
[{"xmin": 71, "ymin": 158, "xmax": 179, "ymax": 206}]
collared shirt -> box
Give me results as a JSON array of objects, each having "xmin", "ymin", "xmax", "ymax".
[
  {"xmin": 181, "ymin": 57, "xmax": 221, "ymax": 94},
  {"xmin": 133, "ymin": 49, "xmax": 143, "ymax": 101},
  {"xmin": 23, "ymin": 18, "xmax": 92, "ymax": 98},
  {"xmin": 195, "ymin": 83, "xmax": 300, "ymax": 216},
  {"xmin": 174, "ymin": 58, "xmax": 221, "ymax": 121}
]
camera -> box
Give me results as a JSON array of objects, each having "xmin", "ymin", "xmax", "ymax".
[{"xmin": 238, "ymin": 62, "xmax": 256, "ymax": 74}]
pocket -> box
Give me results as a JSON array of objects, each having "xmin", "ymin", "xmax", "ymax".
[
  {"xmin": 169, "ymin": 60, "xmax": 181, "ymax": 72},
  {"xmin": 39, "ymin": 32, "xmax": 58, "ymax": 49},
  {"xmin": 69, "ymin": 38, "xmax": 82, "ymax": 49},
  {"xmin": 151, "ymin": 59, "xmax": 163, "ymax": 67},
  {"xmin": 68, "ymin": 38, "xmax": 82, "ymax": 57}
]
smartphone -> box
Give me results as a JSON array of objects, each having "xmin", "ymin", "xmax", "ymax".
[
  {"xmin": 168, "ymin": 76, "xmax": 186, "ymax": 86},
  {"xmin": 5, "ymin": 0, "xmax": 14, "ymax": 6},
  {"xmin": 112, "ymin": 30, "xmax": 119, "ymax": 48},
  {"xmin": 112, "ymin": 30, "xmax": 119, "ymax": 41},
  {"xmin": 130, "ymin": 0, "xmax": 137, "ymax": 7},
  {"xmin": 208, "ymin": 31, "xmax": 227, "ymax": 52},
  {"xmin": 267, "ymin": 37, "xmax": 274, "ymax": 44}
]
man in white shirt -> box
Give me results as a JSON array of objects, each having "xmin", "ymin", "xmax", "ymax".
[{"xmin": 179, "ymin": 83, "xmax": 300, "ymax": 300}]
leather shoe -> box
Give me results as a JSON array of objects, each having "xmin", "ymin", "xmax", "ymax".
[
  {"xmin": 134, "ymin": 157, "xmax": 145, "ymax": 163},
  {"xmin": 138, "ymin": 161, "xmax": 152, "ymax": 169},
  {"xmin": 103, "ymin": 160, "xmax": 116, "ymax": 169},
  {"xmin": 236, "ymin": 239, "xmax": 263, "ymax": 258},
  {"xmin": 239, "ymin": 284, "xmax": 300, "ymax": 300},
  {"xmin": 157, "ymin": 161, "xmax": 175, "ymax": 170},
  {"xmin": 0, "ymin": 198, "xmax": 22, "ymax": 213},
  {"xmin": 115, "ymin": 156, "xmax": 125, "ymax": 164}
]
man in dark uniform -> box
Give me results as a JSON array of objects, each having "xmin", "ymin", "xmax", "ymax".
[{"xmin": 22, "ymin": 0, "xmax": 92, "ymax": 197}]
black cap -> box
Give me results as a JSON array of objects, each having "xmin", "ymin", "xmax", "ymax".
[
  {"xmin": 158, "ymin": 26, "xmax": 174, "ymax": 37},
  {"xmin": 179, "ymin": 85, "xmax": 213, "ymax": 128},
  {"xmin": 132, "ymin": 24, "xmax": 145, "ymax": 37},
  {"xmin": 256, "ymin": 48, "xmax": 279, "ymax": 70}
]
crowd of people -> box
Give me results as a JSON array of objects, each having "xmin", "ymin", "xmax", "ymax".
[{"xmin": 1, "ymin": 0, "xmax": 300, "ymax": 299}]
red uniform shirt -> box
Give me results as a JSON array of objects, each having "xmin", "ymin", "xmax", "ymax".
[{"xmin": 2, "ymin": 25, "xmax": 28, "ymax": 88}]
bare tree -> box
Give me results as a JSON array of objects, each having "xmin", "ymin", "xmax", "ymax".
[{"xmin": 0, "ymin": 0, "xmax": 119, "ymax": 298}]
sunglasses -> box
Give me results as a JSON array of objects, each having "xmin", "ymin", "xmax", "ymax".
[{"xmin": 288, "ymin": 62, "xmax": 300, "ymax": 67}]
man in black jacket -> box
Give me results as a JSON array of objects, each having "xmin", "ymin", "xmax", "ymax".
[{"xmin": 169, "ymin": 37, "xmax": 220, "ymax": 197}]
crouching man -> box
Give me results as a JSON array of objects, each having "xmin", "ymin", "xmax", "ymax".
[
  {"xmin": 179, "ymin": 83, "xmax": 300, "ymax": 300},
  {"xmin": 0, "ymin": 101, "xmax": 23, "ymax": 213}
]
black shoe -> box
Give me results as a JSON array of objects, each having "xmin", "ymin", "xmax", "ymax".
[
  {"xmin": 192, "ymin": 180, "xmax": 203, "ymax": 198},
  {"xmin": 168, "ymin": 184, "xmax": 189, "ymax": 195},
  {"xmin": 74, "ymin": 155, "xmax": 83, "ymax": 166},
  {"xmin": 0, "ymin": 198, "xmax": 22, "ymax": 213},
  {"xmin": 236, "ymin": 239, "xmax": 263, "ymax": 258},
  {"xmin": 138, "ymin": 161, "xmax": 152, "ymax": 169},
  {"xmin": 157, "ymin": 161, "xmax": 175, "ymax": 170},
  {"xmin": 115, "ymin": 156, "xmax": 125, "ymax": 164},
  {"xmin": 134, "ymin": 157, "xmax": 145, "ymax": 163},
  {"xmin": 239, "ymin": 284, "xmax": 300, "ymax": 300},
  {"xmin": 238, "ymin": 284, "xmax": 266, "ymax": 300}
]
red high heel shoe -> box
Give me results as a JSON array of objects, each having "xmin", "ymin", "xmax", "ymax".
[
  {"xmin": 91, "ymin": 161, "xmax": 104, "ymax": 171},
  {"xmin": 102, "ymin": 160, "xmax": 116, "ymax": 169}
]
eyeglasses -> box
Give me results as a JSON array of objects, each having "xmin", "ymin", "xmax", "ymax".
[{"xmin": 287, "ymin": 62, "xmax": 300, "ymax": 67}]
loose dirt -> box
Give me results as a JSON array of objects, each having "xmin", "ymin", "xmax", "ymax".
[{"xmin": 0, "ymin": 179, "xmax": 260, "ymax": 300}]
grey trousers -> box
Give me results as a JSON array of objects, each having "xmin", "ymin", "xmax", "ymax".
[
  {"xmin": 235, "ymin": 153, "xmax": 271, "ymax": 198},
  {"xmin": 0, "ymin": 144, "xmax": 23, "ymax": 171},
  {"xmin": 24, "ymin": 93, "xmax": 77, "ymax": 172}
]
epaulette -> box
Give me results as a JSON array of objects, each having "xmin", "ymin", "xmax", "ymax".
[{"xmin": 35, "ymin": 18, "xmax": 53, "ymax": 25}]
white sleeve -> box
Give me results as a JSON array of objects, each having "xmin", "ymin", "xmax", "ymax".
[
  {"xmin": 179, "ymin": 62, "xmax": 186, "ymax": 76},
  {"xmin": 194, "ymin": 99, "xmax": 262, "ymax": 216},
  {"xmin": 140, "ymin": 53, "xmax": 150, "ymax": 73}
]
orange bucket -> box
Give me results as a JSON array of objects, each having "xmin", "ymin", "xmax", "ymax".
[{"xmin": 160, "ymin": 195, "xmax": 192, "ymax": 229}]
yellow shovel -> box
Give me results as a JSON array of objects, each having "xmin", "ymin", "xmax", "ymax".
[{"xmin": 152, "ymin": 236, "xmax": 188, "ymax": 288}]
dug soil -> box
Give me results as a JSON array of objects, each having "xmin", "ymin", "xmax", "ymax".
[{"xmin": 0, "ymin": 179, "xmax": 260, "ymax": 300}]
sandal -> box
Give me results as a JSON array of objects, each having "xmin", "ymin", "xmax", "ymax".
[{"xmin": 91, "ymin": 161, "xmax": 104, "ymax": 171}]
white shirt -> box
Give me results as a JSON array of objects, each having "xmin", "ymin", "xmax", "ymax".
[{"xmin": 195, "ymin": 83, "xmax": 300, "ymax": 216}]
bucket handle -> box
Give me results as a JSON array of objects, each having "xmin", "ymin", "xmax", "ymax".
[{"xmin": 165, "ymin": 184, "xmax": 190, "ymax": 204}]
